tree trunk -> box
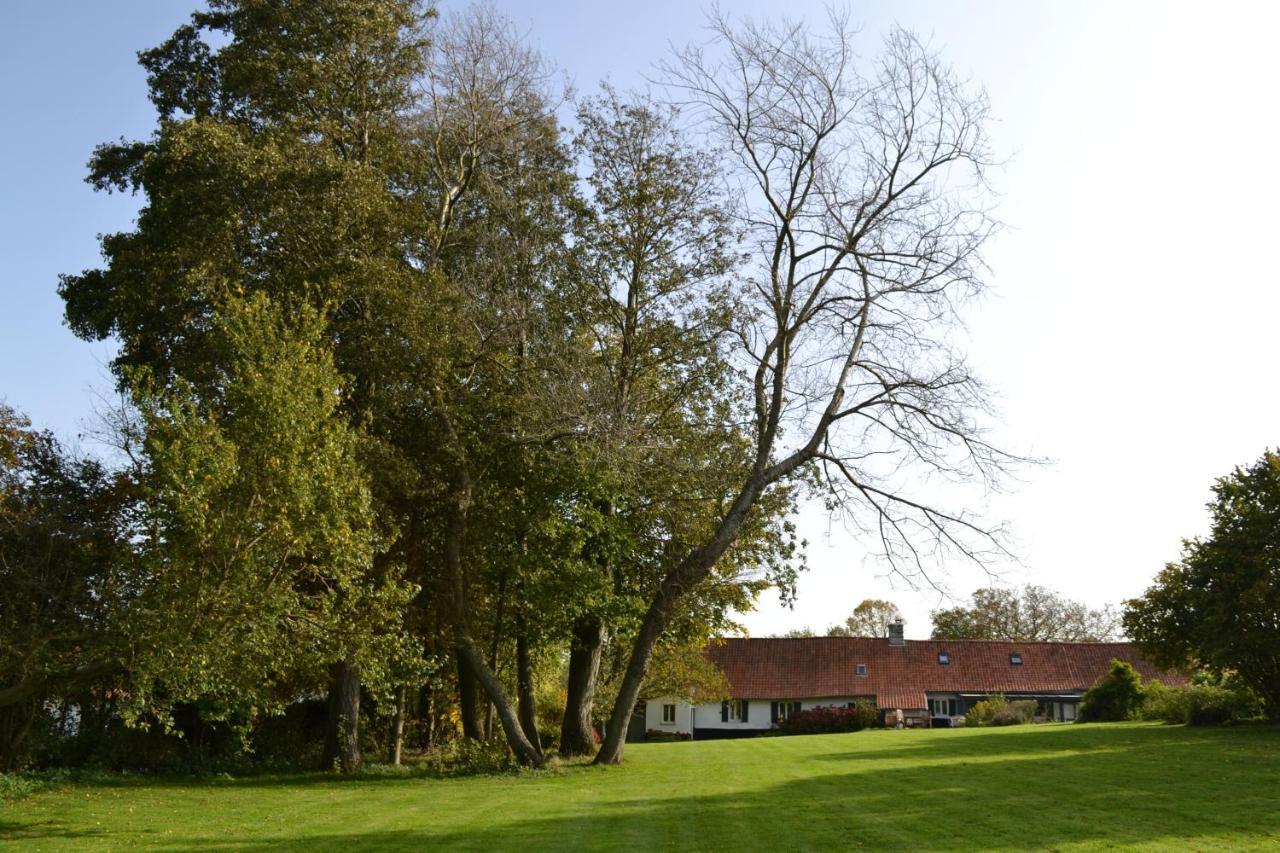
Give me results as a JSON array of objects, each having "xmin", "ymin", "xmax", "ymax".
[
  {"xmin": 443, "ymin": 472, "xmax": 543, "ymax": 766},
  {"xmin": 456, "ymin": 651, "xmax": 484, "ymax": 740},
  {"xmin": 388, "ymin": 685, "xmax": 407, "ymax": 765},
  {"xmin": 322, "ymin": 660, "xmax": 362, "ymax": 773},
  {"xmin": 515, "ymin": 613, "xmax": 539, "ymax": 747},
  {"xmin": 456, "ymin": 636, "xmax": 543, "ymax": 765},
  {"xmin": 594, "ymin": 587, "xmax": 672, "ymax": 765},
  {"xmin": 560, "ymin": 614, "xmax": 605, "ymax": 757},
  {"xmin": 0, "ymin": 700, "xmax": 37, "ymax": 773},
  {"xmin": 596, "ymin": 479, "xmax": 765, "ymax": 765},
  {"xmin": 484, "ymin": 568, "xmax": 510, "ymax": 742},
  {"xmin": 418, "ymin": 681, "xmax": 436, "ymax": 749}
]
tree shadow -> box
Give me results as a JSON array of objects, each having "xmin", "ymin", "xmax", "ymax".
[
  {"xmin": 807, "ymin": 722, "xmax": 1238, "ymax": 763},
  {"xmin": 7, "ymin": 726, "xmax": 1279, "ymax": 851},
  {"xmin": 127, "ymin": 729, "xmax": 1280, "ymax": 850},
  {"xmin": 0, "ymin": 819, "xmax": 108, "ymax": 842}
]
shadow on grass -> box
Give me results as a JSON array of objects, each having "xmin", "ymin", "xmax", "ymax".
[
  {"xmin": 808, "ymin": 721, "xmax": 1272, "ymax": 763},
  {"xmin": 0, "ymin": 820, "xmax": 108, "ymax": 843},
  {"xmin": 10, "ymin": 725, "xmax": 1280, "ymax": 851},
  {"xmin": 8, "ymin": 762, "xmax": 567, "ymax": 794}
]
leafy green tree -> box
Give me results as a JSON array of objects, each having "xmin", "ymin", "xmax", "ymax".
[
  {"xmin": 0, "ymin": 406, "xmax": 133, "ymax": 770},
  {"xmin": 125, "ymin": 294, "xmax": 417, "ymax": 772},
  {"xmin": 59, "ymin": 0, "xmax": 435, "ymax": 771},
  {"xmin": 556, "ymin": 85, "xmax": 790, "ymax": 757},
  {"xmin": 638, "ymin": 641, "xmax": 731, "ymax": 705},
  {"xmin": 406, "ymin": 6, "xmax": 588, "ymax": 765},
  {"xmin": 1124, "ymin": 450, "xmax": 1280, "ymax": 718},
  {"xmin": 829, "ymin": 600, "xmax": 902, "ymax": 638},
  {"xmin": 1078, "ymin": 660, "xmax": 1145, "ymax": 722},
  {"xmin": 930, "ymin": 586, "xmax": 1120, "ymax": 642}
]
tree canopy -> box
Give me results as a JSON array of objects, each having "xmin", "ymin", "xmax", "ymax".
[
  {"xmin": 930, "ymin": 586, "xmax": 1120, "ymax": 643},
  {"xmin": 1124, "ymin": 450, "xmax": 1280, "ymax": 718},
  {"xmin": 829, "ymin": 600, "xmax": 903, "ymax": 638},
  {"xmin": 4, "ymin": 0, "xmax": 1014, "ymax": 772}
]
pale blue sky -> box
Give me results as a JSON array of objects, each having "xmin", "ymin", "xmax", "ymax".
[{"xmin": 3, "ymin": 1, "xmax": 1278, "ymax": 637}]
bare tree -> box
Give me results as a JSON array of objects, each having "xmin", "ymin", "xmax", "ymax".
[
  {"xmin": 418, "ymin": 3, "xmax": 560, "ymax": 259},
  {"xmin": 595, "ymin": 12, "xmax": 1014, "ymax": 764}
]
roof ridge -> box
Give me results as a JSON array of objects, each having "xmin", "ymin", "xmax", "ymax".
[{"xmin": 727, "ymin": 636, "xmax": 1133, "ymax": 647}]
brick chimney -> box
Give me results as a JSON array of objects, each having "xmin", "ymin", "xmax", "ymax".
[{"xmin": 888, "ymin": 618, "xmax": 905, "ymax": 647}]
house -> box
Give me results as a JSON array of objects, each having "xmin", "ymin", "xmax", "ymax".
[{"xmin": 641, "ymin": 621, "xmax": 1184, "ymax": 740}]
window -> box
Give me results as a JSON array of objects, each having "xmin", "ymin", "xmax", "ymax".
[
  {"xmin": 938, "ymin": 652, "xmax": 951, "ymax": 665},
  {"xmin": 772, "ymin": 701, "xmax": 802, "ymax": 723},
  {"xmin": 929, "ymin": 697, "xmax": 959, "ymax": 717},
  {"xmin": 855, "ymin": 663, "xmax": 868, "ymax": 677},
  {"xmin": 662, "ymin": 703, "xmax": 676, "ymax": 724},
  {"xmin": 722, "ymin": 699, "xmax": 749, "ymax": 722},
  {"xmin": 1010, "ymin": 653, "xmax": 1023, "ymax": 665}
]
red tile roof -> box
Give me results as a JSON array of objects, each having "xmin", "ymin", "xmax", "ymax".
[{"xmin": 705, "ymin": 637, "xmax": 1185, "ymax": 710}]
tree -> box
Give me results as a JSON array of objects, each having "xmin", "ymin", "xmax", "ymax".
[
  {"xmin": 0, "ymin": 406, "xmax": 132, "ymax": 769},
  {"xmin": 1124, "ymin": 450, "xmax": 1280, "ymax": 718},
  {"xmin": 408, "ymin": 5, "xmax": 584, "ymax": 766},
  {"xmin": 828, "ymin": 600, "xmax": 902, "ymax": 637},
  {"xmin": 59, "ymin": 0, "xmax": 435, "ymax": 772},
  {"xmin": 125, "ymin": 294, "xmax": 417, "ymax": 772},
  {"xmin": 930, "ymin": 586, "xmax": 1120, "ymax": 642},
  {"xmin": 54, "ymin": 1, "xmax": 1011, "ymax": 769},
  {"xmin": 1078, "ymin": 660, "xmax": 1145, "ymax": 722},
  {"xmin": 638, "ymin": 641, "xmax": 731, "ymax": 706},
  {"xmin": 595, "ymin": 12, "xmax": 1011, "ymax": 764},
  {"xmin": 555, "ymin": 85, "xmax": 756, "ymax": 757}
]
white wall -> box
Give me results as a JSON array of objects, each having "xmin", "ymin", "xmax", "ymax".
[
  {"xmin": 644, "ymin": 698, "xmax": 694, "ymax": 735},
  {"xmin": 688, "ymin": 700, "xmax": 772, "ymax": 731},
  {"xmin": 685, "ymin": 697, "xmax": 869, "ymax": 731}
]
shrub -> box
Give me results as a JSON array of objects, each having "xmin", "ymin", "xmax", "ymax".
[
  {"xmin": 644, "ymin": 729, "xmax": 691, "ymax": 742},
  {"xmin": 1142, "ymin": 676, "xmax": 1263, "ymax": 726},
  {"xmin": 779, "ymin": 702, "xmax": 879, "ymax": 735},
  {"xmin": 991, "ymin": 700, "xmax": 1037, "ymax": 727},
  {"xmin": 0, "ymin": 772, "xmax": 42, "ymax": 801},
  {"xmin": 1142, "ymin": 680, "xmax": 1191, "ymax": 724},
  {"xmin": 1185, "ymin": 686, "xmax": 1238, "ymax": 726},
  {"xmin": 1079, "ymin": 660, "xmax": 1145, "ymax": 722},
  {"xmin": 1188, "ymin": 683, "xmax": 1262, "ymax": 726},
  {"xmin": 419, "ymin": 737, "xmax": 517, "ymax": 777},
  {"xmin": 964, "ymin": 695, "xmax": 1007, "ymax": 727}
]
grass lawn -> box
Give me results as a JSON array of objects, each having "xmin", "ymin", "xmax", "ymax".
[{"xmin": 3, "ymin": 722, "xmax": 1279, "ymax": 851}]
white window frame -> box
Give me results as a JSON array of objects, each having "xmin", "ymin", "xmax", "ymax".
[
  {"xmin": 855, "ymin": 663, "xmax": 868, "ymax": 677},
  {"xmin": 728, "ymin": 699, "xmax": 747, "ymax": 721},
  {"xmin": 776, "ymin": 701, "xmax": 801, "ymax": 722},
  {"xmin": 662, "ymin": 703, "xmax": 676, "ymax": 724}
]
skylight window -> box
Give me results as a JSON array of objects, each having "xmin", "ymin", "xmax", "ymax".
[
  {"xmin": 856, "ymin": 663, "xmax": 868, "ymax": 677},
  {"xmin": 938, "ymin": 652, "xmax": 950, "ymax": 665},
  {"xmin": 1010, "ymin": 653, "xmax": 1023, "ymax": 666}
]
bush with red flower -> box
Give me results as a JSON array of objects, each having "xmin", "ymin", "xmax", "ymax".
[{"xmin": 778, "ymin": 702, "xmax": 880, "ymax": 735}]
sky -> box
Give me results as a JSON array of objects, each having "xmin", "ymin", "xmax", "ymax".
[{"xmin": 3, "ymin": 1, "xmax": 1278, "ymax": 639}]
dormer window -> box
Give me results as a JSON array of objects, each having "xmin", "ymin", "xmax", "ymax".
[
  {"xmin": 856, "ymin": 663, "xmax": 868, "ymax": 677},
  {"xmin": 938, "ymin": 652, "xmax": 951, "ymax": 665},
  {"xmin": 1010, "ymin": 653, "xmax": 1023, "ymax": 666}
]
